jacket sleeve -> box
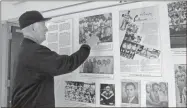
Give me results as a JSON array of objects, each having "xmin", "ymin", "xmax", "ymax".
[{"xmin": 27, "ymin": 44, "xmax": 90, "ymax": 76}]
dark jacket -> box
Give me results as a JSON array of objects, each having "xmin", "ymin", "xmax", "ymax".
[{"xmin": 11, "ymin": 38, "xmax": 90, "ymax": 108}]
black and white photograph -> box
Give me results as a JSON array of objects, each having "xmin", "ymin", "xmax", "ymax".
[
  {"xmin": 121, "ymin": 81, "xmax": 140, "ymax": 106},
  {"xmin": 79, "ymin": 13, "xmax": 113, "ymax": 44},
  {"xmin": 80, "ymin": 56, "xmax": 114, "ymax": 74},
  {"xmin": 120, "ymin": 40, "xmax": 160, "ymax": 59},
  {"xmin": 121, "ymin": 23, "xmax": 141, "ymax": 44},
  {"xmin": 120, "ymin": 40, "xmax": 138, "ymax": 59},
  {"xmin": 136, "ymin": 46, "xmax": 161, "ymax": 59},
  {"xmin": 100, "ymin": 84, "xmax": 115, "ymax": 106},
  {"xmin": 64, "ymin": 81, "xmax": 96, "ymax": 104},
  {"xmin": 119, "ymin": 6, "xmax": 161, "ymax": 60},
  {"xmin": 146, "ymin": 82, "xmax": 168, "ymax": 107},
  {"xmin": 175, "ymin": 64, "xmax": 187, "ymax": 107},
  {"xmin": 168, "ymin": 1, "xmax": 187, "ymax": 48}
]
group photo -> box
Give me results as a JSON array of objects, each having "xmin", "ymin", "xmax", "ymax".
[
  {"xmin": 146, "ymin": 82, "xmax": 168, "ymax": 107},
  {"xmin": 168, "ymin": 1, "xmax": 187, "ymax": 48},
  {"xmin": 120, "ymin": 40, "xmax": 138, "ymax": 59},
  {"xmin": 79, "ymin": 13, "xmax": 113, "ymax": 44},
  {"xmin": 80, "ymin": 56, "xmax": 113, "ymax": 74},
  {"xmin": 136, "ymin": 46, "xmax": 161, "ymax": 59},
  {"xmin": 64, "ymin": 81, "xmax": 96, "ymax": 104}
]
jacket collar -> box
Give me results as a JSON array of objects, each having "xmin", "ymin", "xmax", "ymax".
[{"xmin": 21, "ymin": 38, "xmax": 37, "ymax": 46}]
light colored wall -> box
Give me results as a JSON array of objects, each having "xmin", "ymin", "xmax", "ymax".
[
  {"xmin": 1, "ymin": 1, "xmax": 87, "ymax": 21},
  {"xmin": 0, "ymin": 1, "xmax": 2, "ymax": 107}
]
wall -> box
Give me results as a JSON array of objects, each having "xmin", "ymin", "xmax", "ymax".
[
  {"xmin": 45, "ymin": 1, "xmax": 176, "ymax": 107},
  {"xmin": 1, "ymin": 1, "xmax": 89, "ymax": 21}
]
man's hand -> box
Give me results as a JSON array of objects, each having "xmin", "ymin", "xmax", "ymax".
[{"xmin": 86, "ymin": 34, "xmax": 100, "ymax": 48}]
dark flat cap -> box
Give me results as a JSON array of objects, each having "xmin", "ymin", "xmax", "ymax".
[{"xmin": 19, "ymin": 10, "xmax": 51, "ymax": 29}]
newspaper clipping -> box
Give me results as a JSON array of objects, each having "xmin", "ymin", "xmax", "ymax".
[
  {"xmin": 174, "ymin": 64, "xmax": 187, "ymax": 107},
  {"xmin": 121, "ymin": 80, "xmax": 141, "ymax": 107},
  {"xmin": 146, "ymin": 82, "xmax": 168, "ymax": 107},
  {"xmin": 47, "ymin": 23, "xmax": 58, "ymax": 31},
  {"xmin": 80, "ymin": 56, "xmax": 114, "ymax": 78},
  {"xmin": 79, "ymin": 13, "xmax": 113, "ymax": 50},
  {"xmin": 58, "ymin": 19, "xmax": 73, "ymax": 55},
  {"xmin": 47, "ymin": 43, "xmax": 58, "ymax": 53},
  {"xmin": 119, "ymin": 6, "xmax": 161, "ymax": 76},
  {"xmin": 46, "ymin": 19, "xmax": 73, "ymax": 55},
  {"xmin": 64, "ymin": 81, "xmax": 96, "ymax": 107},
  {"xmin": 168, "ymin": 1, "xmax": 187, "ymax": 50},
  {"xmin": 46, "ymin": 22, "xmax": 59, "ymax": 53},
  {"xmin": 100, "ymin": 84, "xmax": 115, "ymax": 106},
  {"xmin": 59, "ymin": 47, "xmax": 71, "ymax": 55}
]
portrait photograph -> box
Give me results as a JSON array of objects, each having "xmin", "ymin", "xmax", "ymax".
[
  {"xmin": 100, "ymin": 84, "xmax": 115, "ymax": 106},
  {"xmin": 121, "ymin": 81, "xmax": 140, "ymax": 106}
]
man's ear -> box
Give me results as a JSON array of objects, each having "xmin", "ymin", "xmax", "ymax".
[{"xmin": 32, "ymin": 23, "xmax": 39, "ymax": 31}]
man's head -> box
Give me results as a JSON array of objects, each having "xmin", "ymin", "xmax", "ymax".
[
  {"xmin": 128, "ymin": 10, "xmax": 130, "ymax": 14},
  {"xmin": 125, "ymin": 82, "xmax": 136, "ymax": 98},
  {"xmin": 152, "ymin": 83, "xmax": 159, "ymax": 92},
  {"xmin": 19, "ymin": 11, "xmax": 51, "ymax": 44},
  {"xmin": 105, "ymin": 86, "xmax": 111, "ymax": 92}
]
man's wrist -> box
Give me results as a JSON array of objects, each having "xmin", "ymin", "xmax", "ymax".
[{"xmin": 82, "ymin": 44, "xmax": 91, "ymax": 50}]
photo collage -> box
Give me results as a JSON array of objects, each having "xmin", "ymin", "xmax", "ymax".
[{"xmin": 119, "ymin": 8, "xmax": 161, "ymax": 60}]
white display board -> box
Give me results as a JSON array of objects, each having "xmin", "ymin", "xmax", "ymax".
[{"xmin": 42, "ymin": 1, "xmax": 186, "ymax": 107}]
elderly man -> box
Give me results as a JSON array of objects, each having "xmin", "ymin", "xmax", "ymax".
[{"xmin": 11, "ymin": 11, "xmax": 99, "ymax": 108}]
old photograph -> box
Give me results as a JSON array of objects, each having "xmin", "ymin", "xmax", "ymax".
[
  {"xmin": 121, "ymin": 81, "xmax": 140, "ymax": 106},
  {"xmin": 119, "ymin": 6, "xmax": 161, "ymax": 60},
  {"xmin": 168, "ymin": 1, "xmax": 187, "ymax": 48},
  {"xmin": 120, "ymin": 40, "xmax": 160, "ymax": 59},
  {"xmin": 120, "ymin": 40, "xmax": 138, "ymax": 59},
  {"xmin": 146, "ymin": 82, "xmax": 168, "ymax": 107},
  {"xmin": 100, "ymin": 84, "xmax": 115, "ymax": 106},
  {"xmin": 121, "ymin": 23, "xmax": 141, "ymax": 44},
  {"xmin": 175, "ymin": 64, "xmax": 187, "ymax": 107},
  {"xmin": 80, "ymin": 56, "xmax": 113, "ymax": 74},
  {"xmin": 64, "ymin": 81, "xmax": 96, "ymax": 104},
  {"xmin": 136, "ymin": 46, "xmax": 161, "ymax": 59},
  {"xmin": 79, "ymin": 13, "xmax": 113, "ymax": 44}
]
